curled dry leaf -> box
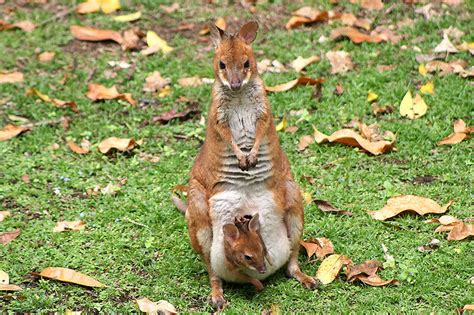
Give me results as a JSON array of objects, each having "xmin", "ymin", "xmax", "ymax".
[
  {"xmin": 0, "ymin": 71, "xmax": 24, "ymax": 84},
  {"xmin": 39, "ymin": 267, "xmax": 105, "ymax": 288},
  {"xmin": 330, "ymin": 27, "xmax": 385, "ymax": 44},
  {"xmin": 352, "ymin": 274, "xmax": 399, "ymax": 286},
  {"xmin": 53, "ymin": 221, "xmax": 86, "ymax": 232},
  {"xmin": 433, "ymin": 34, "xmax": 458, "ymax": 53},
  {"xmin": 143, "ymin": 71, "xmax": 170, "ymax": 92},
  {"xmin": 152, "ymin": 103, "xmax": 200, "ymax": 124},
  {"xmin": 399, "ymin": 91, "xmax": 427, "ymax": 119},
  {"xmin": 300, "ymin": 237, "xmax": 334, "ymax": 259},
  {"xmin": 438, "ymin": 119, "xmax": 472, "ymax": 145},
  {"xmin": 70, "ymin": 25, "xmax": 123, "ymax": 44},
  {"xmin": 98, "ymin": 137, "xmax": 136, "ymax": 154},
  {"xmin": 27, "ymin": 88, "xmax": 78, "ymax": 112},
  {"xmin": 0, "ymin": 284, "xmax": 22, "ymax": 291},
  {"xmin": 265, "ymin": 77, "xmax": 324, "ymax": 93},
  {"xmin": 0, "ymin": 124, "xmax": 30, "ymax": 141},
  {"xmin": 360, "ymin": 0, "xmax": 384, "ymax": 10},
  {"xmin": 86, "ymin": 83, "xmax": 136, "ymax": 105},
  {"xmin": 346, "ymin": 260, "xmax": 381, "ymax": 281},
  {"xmin": 326, "ymin": 51, "xmax": 353, "ymax": 74},
  {"xmin": 316, "ymin": 254, "xmax": 352, "ymax": 285},
  {"xmin": 285, "ymin": 7, "xmax": 331, "ymax": 29},
  {"xmin": 161, "ymin": 2, "xmax": 180, "ymax": 14},
  {"xmin": 298, "ymin": 135, "xmax": 314, "ymax": 151},
  {"xmin": 368, "ymin": 195, "xmax": 453, "ymax": 221},
  {"xmin": 67, "ymin": 140, "xmax": 91, "ymax": 154},
  {"xmin": 122, "ymin": 27, "xmax": 144, "ymax": 50},
  {"xmin": 425, "ymin": 60, "xmax": 468, "ymax": 76},
  {"xmin": 290, "ymin": 55, "xmax": 320, "ymax": 72},
  {"xmin": 417, "ymin": 238, "xmax": 441, "ymax": 253},
  {"xmin": 314, "ymin": 200, "xmax": 353, "ymax": 216},
  {"xmin": 446, "ymin": 222, "xmax": 474, "ymax": 241},
  {"xmin": 0, "ymin": 20, "xmax": 35, "ymax": 32},
  {"xmin": 136, "ymin": 297, "xmax": 177, "ymax": 314},
  {"xmin": 425, "ymin": 215, "xmax": 461, "ymax": 225},
  {"xmin": 313, "ymin": 125, "xmax": 396, "ymax": 155},
  {"xmin": 339, "ymin": 13, "xmax": 371, "ymax": 31},
  {"xmin": 0, "ymin": 211, "xmax": 11, "ymax": 222},
  {"xmin": 372, "ymin": 104, "xmax": 394, "ymax": 116},
  {"xmin": 0, "ymin": 229, "xmax": 21, "ymax": 245}
]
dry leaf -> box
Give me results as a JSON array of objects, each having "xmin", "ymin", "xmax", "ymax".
[
  {"xmin": 330, "ymin": 27, "xmax": 385, "ymax": 44},
  {"xmin": 38, "ymin": 51, "xmax": 55, "ymax": 63},
  {"xmin": 152, "ymin": 104, "xmax": 200, "ymax": 124},
  {"xmin": 285, "ymin": 8, "xmax": 330, "ymax": 29},
  {"xmin": 77, "ymin": 0, "xmax": 120, "ymax": 14},
  {"xmin": 425, "ymin": 215, "xmax": 461, "ymax": 225},
  {"xmin": 438, "ymin": 132, "xmax": 468, "ymax": 145},
  {"xmin": 141, "ymin": 31, "xmax": 173, "ymax": 55},
  {"xmin": 298, "ymin": 135, "xmax": 314, "ymax": 151},
  {"xmin": 339, "ymin": 13, "xmax": 371, "ymax": 30},
  {"xmin": 275, "ymin": 116, "xmax": 287, "ymax": 132},
  {"xmin": 313, "ymin": 126, "xmax": 395, "ymax": 155},
  {"xmin": 316, "ymin": 254, "xmax": 352, "ymax": 285},
  {"xmin": 360, "ymin": 0, "xmax": 383, "ymax": 10},
  {"xmin": 425, "ymin": 60, "xmax": 468, "ymax": 76},
  {"xmin": 326, "ymin": 51, "xmax": 353, "ymax": 74},
  {"xmin": 86, "ymin": 83, "xmax": 136, "ymax": 105},
  {"xmin": 417, "ymin": 238, "xmax": 441, "ymax": 252},
  {"xmin": 0, "ymin": 124, "xmax": 30, "ymax": 141},
  {"xmin": 300, "ymin": 237, "xmax": 334, "ymax": 259},
  {"xmin": 420, "ymin": 81, "xmax": 434, "ymax": 94},
  {"xmin": 418, "ymin": 64, "xmax": 427, "ymax": 76},
  {"xmin": 122, "ymin": 27, "xmax": 143, "ymax": 50},
  {"xmin": 290, "ymin": 56, "xmax": 320, "ymax": 72},
  {"xmin": 143, "ymin": 71, "xmax": 170, "ymax": 92},
  {"xmin": 0, "ymin": 229, "xmax": 21, "ymax": 245},
  {"xmin": 372, "ymin": 104, "xmax": 394, "ymax": 116},
  {"xmin": 161, "ymin": 3, "xmax": 180, "ymax": 14},
  {"xmin": 27, "ymin": 88, "xmax": 78, "ymax": 112},
  {"xmin": 367, "ymin": 90, "xmax": 378, "ymax": 102},
  {"xmin": 314, "ymin": 200, "xmax": 353, "ymax": 216},
  {"xmin": 346, "ymin": 260, "xmax": 381, "ymax": 281},
  {"xmin": 53, "ymin": 221, "xmax": 86, "ymax": 232},
  {"xmin": 0, "ymin": 71, "xmax": 24, "ymax": 84},
  {"xmin": 178, "ymin": 76, "xmax": 203, "ymax": 87},
  {"xmin": 0, "ymin": 284, "xmax": 22, "ymax": 291},
  {"xmin": 265, "ymin": 77, "xmax": 324, "ymax": 93},
  {"xmin": 399, "ymin": 91, "xmax": 427, "ymax": 119},
  {"xmin": 0, "ymin": 211, "xmax": 11, "ymax": 222},
  {"xmin": 368, "ymin": 195, "xmax": 453, "ymax": 221},
  {"xmin": 433, "ymin": 34, "xmax": 458, "ymax": 53},
  {"xmin": 257, "ymin": 59, "xmax": 286, "ymax": 74},
  {"xmin": 98, "ymin": 137, "xmax": 136, "ymax": 154},
  {"xmin": 70, "ymin": 25, "xmax": 123, "ymax": 44},
  {"xmin": 447, "ymin": 222, "xmax": 474, "ymax": 241},
  {"xmin": 352, "ymin": 274, "xmax": 399, "ymax": 286},
  {"xmin": 136, "ymin": 297, "xmax": 177, "ymax": 314},
  {"xmin": 39, "ymin": 267, "xmax": 105, "ymax": 288},
  {"xmin": 67, "ymin": 140, "xmax": 91, "ymax": 154},
  {"xmin": 113, "ymin": 12, "xmax": 141, "ymax": 22},
  {"xmin": 0, "ymin": 20, "xmax": 35, "ymax": 32}
]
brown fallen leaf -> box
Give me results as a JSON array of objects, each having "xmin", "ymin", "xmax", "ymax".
[
  {"xmin": 368, "ymin": 195, "xmax": 453, "ymax": 221},
  {"xmin": 86, "ymin": 83, "xmax": 136, "ymax": 105},
  {"xmin": 313, "ymin": 125, "xmax": 395, "ymax": 155},
  {"xmin": 346, "ymin": 260, "xmax": 382, "ymax": 281},
  {"xmin": 433, "ymin": 34, "xmax": 458, "ymax": 53},
  {"xmin": 425, "ymin": 215, "xmax": 461, "ymax": 226},
  {"xmin": 53, "ymin": 221, "xmax": 86, "ymax": 232},
  {"xmin": 316, "ymin": 254, "xmax": 352, "ymax": 285},
  {"xmin": 136, "ymin": 297, "xmax": 177, "ymax": 314},
  {"xmin": 152, "ymin": 104, "xmax": 200, "ymax": 124},
  {"xmin": 0, "ymin": 284, "xmax": 22, "ymax": 291},
  {"xmin": 38, "ymin": 51, "xmax": 55, "ymax": 63},
  {"xmin": 70, "ymin": 25, "xmax": 123, "ymax": 45},
  {"xmin": 0, "ymin": 20, "xmax": 35, "ymax": 32},
  {"xmin": 438, "ymin": 119, "xmax": 472, "ymax": 145},
  {"xmin": 417, "ymin": 238, "xmax": 441, "ymax": 253},
  {"xmin": 27, "ymin": 88, "xmax": 78, "ymax": 112},
  {"xmin": 434, "ymin": 224, "xmax": 458, "ymax": 233},
  {"xmin": 161, "ymin": 2, "xmax": 180, "ymax": 14},
  {"xmin": 199, "ymin": 17, "xmax": 226, "ymax": 35},
  {"xmin": 285, "ymin": 7, "xmax": 331, "ymax": 29},
  {"xmin": 0, "ymin": 71, "xmax": 24, "ymax": 84},
  {"xmin": 0, "ymin": 124, "xmax": 31, "ymax": 141},
  {"xmin": 300, "ymin": 237, "xmax": 334, "ymax": 259},
  {"xmin": 265, "ymin": 77, "xmax": 324, "ymax": 93},
  {"xmin": 330, "ymin": 27, "xmax": 385, "ymax": 44},
  {"xmin": 143, "ymin": 71, "xmax": 170, "ymax": 92},
  {"xmin": 372, "ymin": 104, "xmax": 394, "ymax": 116},
  {"xmin": 289, "ymin": 56, "xmax": 320, "ymax": 72},
  {"xmin": 298, "ymin": 135, "xmax": 314, "ymax": 151},
  {"xmin": 314, "ymin": 200, "xmax": 353, "ymax": 216},
  {"xmin": 0, "ymin": 211, "xmax": 11, "ymax": 222},
  {"xmin": 67, "ymin": 140, "xmax": 91, "ymax": 154},
  {"xmin": 326, "ymin": 51, "xmax": 354, "ymax": 74},
  {"xmin": 447, "ymin": 222, "xmax": 474, "ymax": 241},
  {"xmin": 339, "ymin": 13, "xmax": 371, "ymax": 31},
  {"xmin": 98, "ymin": 137, "xmax": 136, "ymax": 154},
  {"xmin": 178, "ymin": 76, "xmax": 203, "ymax": 87},
  {"xmin": 121, "ymin": 27, "xmax": 144, "ymax": 50},
  {"xmin": 39, "ymin": 267, "xmax": 105, "ymax": 288},
  {"xmin": 425, "ymin": 60, "xmax": 468, "ymax": 76},
  {"xmin": 0, "ymin": 229, "xmax": 21, "ymax": 245},
  {"xmin": 352, "ymin": 274, "xmax": 399, "ymax": 286},
  {"xmin": 360, "ymin": 0, "xmax": 383, "ymax": 10}
]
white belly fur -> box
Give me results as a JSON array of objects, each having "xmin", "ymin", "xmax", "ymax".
[{"xmin": 209, "ymin": 186, "xmax": 291, "ymax": 282}]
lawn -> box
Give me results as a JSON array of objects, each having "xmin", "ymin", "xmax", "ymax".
[{"xmin": 0, "ymin": 0, "xmax": 473, "ymax": 313}]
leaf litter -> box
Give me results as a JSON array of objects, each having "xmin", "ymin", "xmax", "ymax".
[
  {"xmin": 38, "ymin": 267, "xmax": 105, "ymax": 288},
  {"xmin": 300, "ymin": 237, "xmax": 334, "ymax": 259},
  {"xmin": 314, "ymin": 200, "xmax": 353, "ymax": 216}
]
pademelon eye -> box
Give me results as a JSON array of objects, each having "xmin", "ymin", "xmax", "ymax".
[
  {"xmin": 219, "ymin": 61, "xmax": 226, "ymax": 69},
  {"xmin": 244, "ymin": 60, "xmax": 250, "ymax": 68},
  {"xmin": 244, "ymin": 255, "xmax": 252, "ymax": 261}
]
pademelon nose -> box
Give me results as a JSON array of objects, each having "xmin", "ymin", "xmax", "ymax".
[
  {"xmin": 230, "ymin": 82, "xmax": 242, "ymax": 90},
  {"xmin": 258, "ymin": 265, "xmax": 267, "ymax": 274}
]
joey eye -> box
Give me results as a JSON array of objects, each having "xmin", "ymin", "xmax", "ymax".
[
  {"xmin": 219, "ymin": 61, "xmax": 226, "ymax": 70},
  {"xmin": 244, "ymin": 60, "xmax": 250, "ymax": 68},
  {"xmin": 244, "ymin": 255, "xmax": 252, "ymax": 261}
]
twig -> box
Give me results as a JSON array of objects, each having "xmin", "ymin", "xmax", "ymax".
[
  {"xmin": 123, "ymin": 217, "xmax": 150, "ymax": 229},
  {"xmin": 38, "ymin": 5, "xmax": 78, "ymax": 27}
]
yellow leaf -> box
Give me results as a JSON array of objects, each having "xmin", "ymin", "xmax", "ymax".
[
  {"xmin": 400, "ymin": 91, "xmax": 428, "ymax": 119},
  {"xmin": 420, "ymin": 81, "xmax": 434, "ymax": 94},
  {"xmin": 76, "ymin": 0, "xmax": 101, "ymax": 14},
  {"xmin": 0, "ymin": 211, "xmax": 11, "ymax": 222},
  {"xmin": 413, "ymin": 93, "xmax": 428, "ymax": 118},
  {"xmin": 316, "ymin": 254, "xmax": 352, "ymax": 285},
  {"xmin": 301, "ymin": 190, "xmax": 312, "ymax": 205},
  {"xmin": 367, "ymin": 90, "xmax": 378, "ymax": 102},
  {"xmin": 275, "ymin": 116, "xmax": 287, "ymax": 131},
  {"xmin": 100, "ymin": 0, "xmax": 121, "ymax": 14},
  {"xmin": 146, "ymin": 31, "xmax": 173, "ymax": 54},
  {"xmin": 39, "ymin": 267, "xmax": 106, "ymax": 288},
  {"xmin": 418, "ymin": 64, "xmax": 427, "ymax": 76},
  {"xmin": 158, "ymin": 86, "xmax": 172, "ymax": 98},
  {"xmin": 113, "ymin": 11, "xmax": 141, "ymax": 22}
]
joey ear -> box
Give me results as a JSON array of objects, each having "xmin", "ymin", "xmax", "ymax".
[
  {"xmin": 248, "ymin": 213, "xmax": 260, "ymax": 232},
  {"xmin": 223, "ymin": 224, "xmax": 239, "ymax": 243},
  {"xmin": 209, "ymin": 22, "xmax": 226, "ymax": 48},
  {"xmin": 239, "ymin": 21, "xmax": 259, "ymax": 44}
]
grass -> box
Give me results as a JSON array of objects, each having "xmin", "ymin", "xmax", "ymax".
[{"xmin": 1, "ymin": 0, "xmax": 473, "ymax": 312}]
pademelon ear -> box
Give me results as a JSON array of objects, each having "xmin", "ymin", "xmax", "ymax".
[
  {"xmin": 248, "ymin": 213, "xmax": 260, "ymax": 232},
  {"xmin": 238, "ymin": 21, "xmax": 258, "ymax": 44},
  {"xmin": 223, "ymin": 224, "xmax": 240, "ymax": 243},
  {"xmin": 209, "ymin": 22, "xmax": 226, "ymax": 48}
]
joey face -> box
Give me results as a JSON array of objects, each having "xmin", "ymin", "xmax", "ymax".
[{"xmin": 209, "ymin": 21, "xmax": 259, "ymax": 92}]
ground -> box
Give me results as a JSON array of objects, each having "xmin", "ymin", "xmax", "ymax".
[{"xmin": 0, "ymin": 0, "xmax": 473, "ymax": 313}]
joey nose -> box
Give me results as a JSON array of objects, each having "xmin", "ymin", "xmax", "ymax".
[
  {"xmin": 258, "ymin": 265, "xmax": 267, "ymax": 274},
  {"xmin": 230, "ymin": 81, "xmax": 242, "ymax": 91}
]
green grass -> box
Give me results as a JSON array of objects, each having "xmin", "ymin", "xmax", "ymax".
[{"xmin": 1, "ymin": 0, "xmax": 473, "ymax": 313}]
